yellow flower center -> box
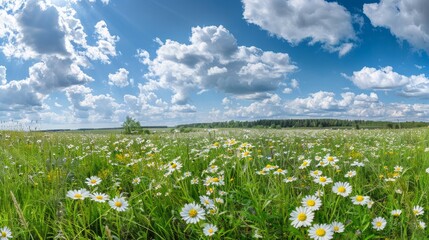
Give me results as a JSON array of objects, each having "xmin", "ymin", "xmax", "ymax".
[
  {"xmin": 115, "ymin": 201, "xmax": 122, "ymax": 207},
  {"xmin": 90, "ymin": 179, "xmax": 97, "ymax": 184},
  {"xmin": 319, "ymin": 177, "xmax": 326, "ymax": 182},
  {"xmin": 276, "ymin": 169, "xmax": 283, "ymax": 173},
  {"xmin": 171, "ymin": 163, "xmax": 177, "ymax": 168},
  {"xmin": 376, "ymin": 222, "xmax": 382, "ymax": 227},
  {"xmin": 189, "ymin": 209, "xmax": 198, "ymax": 218},
  {"xmin": 338, "ymin": 186, "xmax": 346, "ymax": 193},
  {"xmin": 208, "ymin": 228, "xmax": 214, "ymax": 234},
  {"xmin": 307, "ymin": 199, "xmax": 316, "ymax": 207},
  {"xmin": 327, "ymin": 156, "xmax": 334, "ymax": 162},
  {"xmin": 333, "ymin": 226, "xmax": 339, "ymax": 232},
  {"xmin": 212, "ymin": 177, "xmax": 219, "ymax": 182},
  {"xmin": 297, "ymin": 213, "xmax": 307, "ymax": 221},
  {"xmin": 413, "ymin": 210, "xmax": 419, "ymax": 215},
  {"xmin": 74, "ymin": 193, "xmax": 82, "ymax": 199},
  {"xmin": 356, "ymin": 195, "xmax": 364, "ymax": 202},
  {"xmin": 302, "ymin": 162, "xmax": 308, "ymax": 166},
  {"xmin": 1, "ymin": 232, "xmax": 6, "ymax": 237},
  {"xmin": 96, "ymin": 195, "xmax": 103, "ymax": 200},
  {"xmin": 315, "ymin": 228, "xmax": 326, "ymax": 236}
]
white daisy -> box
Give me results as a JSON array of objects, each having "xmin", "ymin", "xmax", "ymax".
[
  {"xmin": 289, "ymin": 207, "xmax": 314, "ymax": 228},
  {"xmin": 180, "ymin": 202, "xmax": 206, "ymax": 224},
  {"xmin": 0, "ymin": 227, "xmax": 12, "ymax": 240},
  {"xmin": 85, "ymin": 176, "xmax": 102, "ymax": 187},
  {"xmin": 391, "ymin": 209, "xmax": 402, "ymax": 217},
  {"xmin": 109, "ymin": 196, "xmax": 129, "ymax": 212},
  {"xmin": 332, "ymin": 182, "xmax": 352, "ymax": 197},
  {"xmin": 314, "ymin": 176, "xmax": 333, "ymax": 186},
  {"xmin": 372, "ymin": 217, "xmax": 386, "ymax": 231},
  {"xmin": 351, "ymin": 195, "xmax": 369, "ymax": 206},
  {"xmin": 301, "ymin": 195, "xmax": 322, "ymax": 211},
  {"xmin": 203, "ymin": 223, "xmax": 218, "ymax": 236},
  {"xmin": 413, "ymin": 205, "xmax": 424, "ymax": 216},
  {"xmin": 308, "ymin": 223, "xmax": 334, "ymax": 240},
  {"xmin": 66, "ymin": 188, "xmax": 90, "ymax": 200},
  {"xmin": 199, "ymin": 195, "xmax": 214, "ymax": 209},
  {"xmin": 90, "ymin": 192, "xmax": 109, "ymax": 203},
  {"xmin": 418, "ymin": 220, "xmax": 426, "ymax": 229},
  {"xmin": 331, "ymin": 221, "xmax": 344, "ymax": 233}
]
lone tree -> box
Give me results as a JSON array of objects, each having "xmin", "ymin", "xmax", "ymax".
[{"xmin": 122, "ymin": 116, "xmax": 142, "ymax": 134}]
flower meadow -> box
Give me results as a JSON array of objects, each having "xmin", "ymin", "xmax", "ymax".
[{"xmin": 1, "ymin": 128, "xmax": 429, "ymax": 239}]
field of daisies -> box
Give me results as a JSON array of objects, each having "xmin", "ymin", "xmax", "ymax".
[{"xmin": 0, "ymin": 128, "xmax": 429, "ymax": 239}]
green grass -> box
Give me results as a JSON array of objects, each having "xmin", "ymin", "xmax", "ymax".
[{"xmin": 0, "ymin": 128, "xmax": 429, "ymax": 239}]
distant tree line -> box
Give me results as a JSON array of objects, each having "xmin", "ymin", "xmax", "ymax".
[{"xmin": 177, "ymin": 119, "xmax": 429, "ymax": 129}]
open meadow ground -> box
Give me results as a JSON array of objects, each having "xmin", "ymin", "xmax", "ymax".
[{"xmin": 1, "ymin": 128, "xmax": 429, "ymax": 239}]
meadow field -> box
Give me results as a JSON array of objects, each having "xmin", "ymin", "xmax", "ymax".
[{"xmin": 0, "ymin": 128, "xmax": 429, "ymax": 239}]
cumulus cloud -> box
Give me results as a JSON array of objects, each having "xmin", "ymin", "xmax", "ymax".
[
  {"xmin": 18, "ymin": 0, "xmax": 68, "ymax": 55},
  {"xmin": 0, "ymin": 0, "xmax": 119, "ymax": 114},
  {"xmin": 242, "ymin": 0, "xmax": 356, "ymax": 56},
  {"xmin": 0, "ymin": 79, "xmax": 44, "ymax": 110},
  {"xmin": 138, "ymin": 25, "xmax": 296, "ymax": 104},
  {"xmin": 0, "ymin": 66, "xmax": 6, "ymax": 84},
  {"xmin": 347, "ymin": 66, "xmax": 429, "ymax": 98},
  {"xmin": 64, "ymin": 85, "xmax": 122, "ymax": 121},
  {"xmin": 108, "ymin": 68, "xmax": 129, "ymax": 87},
  {"xmin": 86, "ymin": 20, "xmax": 119, "ymax": 64},
  {"xmin": 364, "ymin": 0, "xmax": 429, "ymax": 54}
]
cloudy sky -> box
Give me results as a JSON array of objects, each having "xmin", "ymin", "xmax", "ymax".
[{"xmin": 1, "ymin": 0, "xmax": 429, "ymax": 129}]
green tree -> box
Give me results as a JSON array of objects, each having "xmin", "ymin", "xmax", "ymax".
[{"xmin": 122, "ymin": 116, "xmax": 142, "ymax": 134}]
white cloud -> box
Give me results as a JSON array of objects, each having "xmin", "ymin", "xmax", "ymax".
[
  {"xmin": 138, "ymin": 25, "xmax": 296, "ymax": 104},
  {"xmin": 86, "ymin": 20, "xmax": 119, "ymax": 64},
  {"xmin": 242, "ymin": 0, "xmax": 356, "ymax": 56},
  {"xmin": 0, "ymin": 66, "xmax": 6, "ymax": 84},
  {"xmin": 364, "ymin": 0, "xmax": 429, "ymax": 54},
  {"xmin": 64, "ymin": 85, "xmax": 122, "ymax": 121},
  {"xmin": 108, "ymin": 68, "xmax": 129, "ymax": 87},
  {"xmin": 18, "ymin": 1, "xmax": 68, "ymax": 55},
  {"xmin": 348, "ymin": 66, "xmax": 429, "ymax": 98},
  {"xmin": 349, "ymin": 66, "xmax": 409, "ymax": 89}
]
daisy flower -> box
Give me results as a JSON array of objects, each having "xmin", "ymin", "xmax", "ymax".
[
  {"xmin": 351, "ymin": 195, "xmax": 369, "ymax": 206},
  {"xmin": 66, "ymin": 188, "xmax": 90, "ymax": 200},
  {"xmin": 299, "ymin": 160, "xmax": 311, "ymax": 169},
  {"xmin": 413, "ymin": 205, "xmax": 424, "ymax": 216},
  {"xmin": 168, "ymin": 160, "xmax": 182, "ymax": 173},
  {"xmin": 289, "ymin": 207, "xmax": 314, "ymax": 228},
  {"xmin": 332, "ymin": 182, "xmax": 352, "ymax": 197},
  {"xmin": 203, "ymin": 224, "xmax": 218, "ymax": 236},
  {"xmin": 301, "ymin": 195, "xmax": 322, "ymax": 211},
  {"xmin": 310, "ymin": 170, "xmax": 323, "ymax": 178},
  {"xmin": 323, "ymin": 155, "xmax": 339, "ymax": 166},
  {"xmin": 393, "ymin": 166, "xmax": 403, "ymax": 172},
  {"xmin": 314, "ymin": 176, "xmax": 333, "ymax": 186},
  {"xmin": 90, "ymin": 192, "xmax": 109, "ymax": 203},
  {"xmin": 372, "ymin": 217, "xmax": 386, "ymax": 231},
  {"xmin": 85, "ymin": 176, "xmax": 102, "ymax": 187},
  {"xmin": 109, "ymin": 196, "xmax": 129, "ymax": 212},
  {"xmin": 283, "ymin": 176, "xmax": 297, "ymax": 183},
  {"xmin": 0, "ymin": 227, "xmax": 12, "ymax": 239},
  {"xmin": 390, "ymin": 209, "xmax": 401, "ymax": 217},
  {"xmin": 180, "ymin": 202, "xmax": 206, "ymax": 224},
  {"xmin": 344, "ymin": 170, "xmax": 356, "ymax": 178},
  {"xmin": 132, "ymin": 177, "xmax": 141, "ymax": 185},
  {"xmin": 273, "ymin": 168, "xmax": 287, "ymax": 175},
  {"xmin": 331, "ymin": 221, "xmax": 344, "ymax": 233},
  {"xmin": 199, "ymin": 195, "xmax": 215, "ymax": 209},
  {"xmin": 418, "ymin": 221, "xmax": 426, "ymax": 229},
  {"xmin": 308, "ymin": 224, "xmax": 334, "ymax": 240}
]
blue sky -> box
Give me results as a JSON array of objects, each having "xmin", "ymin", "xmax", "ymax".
[{"xmin": 1, "ymin": 0, "xmax": 429, "ymax": 130}]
